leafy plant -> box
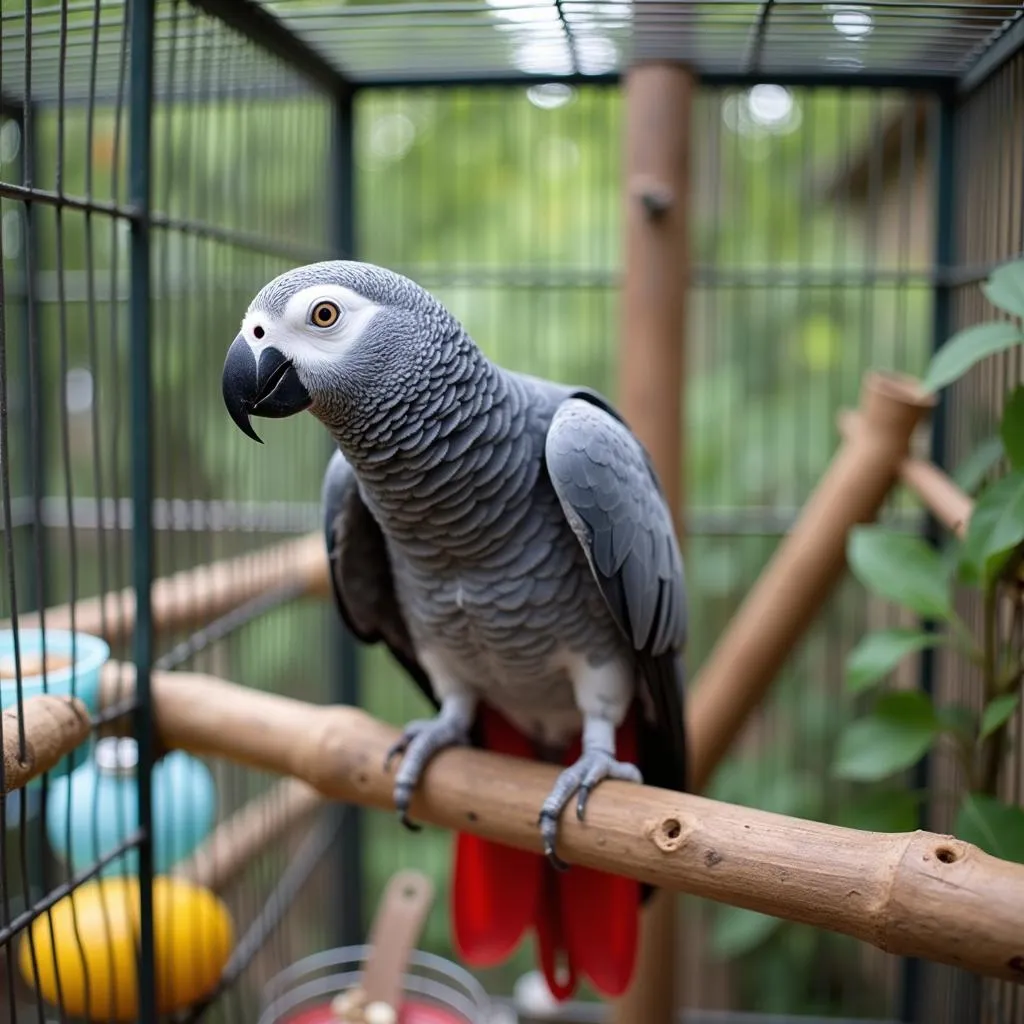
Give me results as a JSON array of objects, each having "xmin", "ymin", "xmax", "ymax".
[{"xmin": 833, "ymin": 258, "xmax": 1024, "ymax": 863}]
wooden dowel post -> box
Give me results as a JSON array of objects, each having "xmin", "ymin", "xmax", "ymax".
[
  {"xmin": 1, "ymin": 694, "xmax": 92, "ymax": 793},
  {"xmin": 172, "ymin": 776, "xmax": 324, "ymax": 892},
  {"xmin": 838, "ymin": 408, "xmax": 973, "ymax": 539},
  {"xmin": 614, "ymin": 58, "xmax": 694, "ymax": 1024},
  {"xmin": 687, "ymin": 373, "xmax": 935, "ymax": 787},
  {"xmin": 2, "ymin": 531, "xmax": 332, "ymax": 645},
  {"xmin": 97, "ymin": 666, "xmax": 1024, "ymax": 986}
]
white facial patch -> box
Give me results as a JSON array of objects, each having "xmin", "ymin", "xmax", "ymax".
[{"xmin": 240, "ymin": 284, "xmax": 382, "ymax": 373}]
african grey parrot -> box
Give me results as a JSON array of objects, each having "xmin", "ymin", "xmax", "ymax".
[{"xmin": 221, "ymin": 260, "xmax": 688, "ymax": 999}]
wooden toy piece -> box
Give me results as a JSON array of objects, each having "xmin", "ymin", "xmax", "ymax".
[
  {"xmin": 18, "ymin": 875, "xmax": 234, "ymax": 1020},
  {"xmin": 278, "ymin": 869, "xmax": 477, "ymax": 1023},
  {"xmin": 324, "ymin": 869, "xmax": 439, "ymax": 1024},
  {"xmin": 362, "ymin": 869, "xmax": 436, "ymax": 1012}
]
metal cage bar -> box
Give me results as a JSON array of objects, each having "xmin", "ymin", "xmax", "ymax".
[
  {"xmin": 328, "ymin": 84, "xmax": 366, "ymax": 951},
  {"xmin": 128, "ymin": 0, "xmax": 158, "ymax": 1018}
]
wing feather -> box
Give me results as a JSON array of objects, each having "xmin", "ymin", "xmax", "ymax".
[
  {"xmin": 321, "ymin": 448, "xmax": 437, "ymax": 710},
  {"xmin": 544, "ymin": 393, "xmax": 688, "ymax": 793}
]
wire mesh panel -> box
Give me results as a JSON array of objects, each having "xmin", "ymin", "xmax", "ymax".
[
  {"xmin": 0, "ymin": 2, "xmax": 347, "ymax": 1022},
  {"xmin": 676, "ymin": 84, "xmax": 938, "ymax": 1019},
  {"xmin": 910, "ymin": 47, "xmax": 1024, "ymax": 1024},
  {"xmin": 3, "ymin": 2, "xmax": 1024, "ymax": 1024},
  {"xmin": 255, "ymin": 1, "xmax": 1024, "ymax": 86}
]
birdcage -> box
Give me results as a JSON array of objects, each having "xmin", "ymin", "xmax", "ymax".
[{"xmin": 2, "ymin": 2, "xmax": 1024, "ymax": 1024}]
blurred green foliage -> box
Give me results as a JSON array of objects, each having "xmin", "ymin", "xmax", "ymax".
[{"xmin": 833, "ymin": 259, "xmax": 1024, "ymax": 873}]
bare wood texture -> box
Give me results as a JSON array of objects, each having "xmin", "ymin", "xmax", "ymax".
[
  {"xmin": 618, "ymin": 61, "xmax": 691, "ymax": 541},
  {"xmin": 687, "ymin": 372, "xmax": 935, "ymax": 787},
  {"xmin": 172, "ymin": 776, "xmax": 324, "ymax": 891},
  {"xmin": 3, "ymin": 532, "xmax": 331, "ymax": 644},
  {"xmin": 362, "ymin": 870, "xmax": 436, "ymax": 1009},
  {"xmin": 615, "ymin": 59, "xmax": 694, "ymax": 1023},
  {"xmin": 838, "ymin": 407, "xmax": 974, "ymax": 538},
  {"xmin": 97, "ymin": 666, "xmax": 1024, "ymax": 985},
  {"xmin": 1, "ymin": 694, "xmax": 92, "ymax": 793}
]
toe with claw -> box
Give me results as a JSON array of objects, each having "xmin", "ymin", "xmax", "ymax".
[
  {"xmin": 384, "ymin": 715, "xmax": 470, "ymax": 831},
  {"xmin": 536, "ymin": 749, "xmax": 643, "ymax": 870}
]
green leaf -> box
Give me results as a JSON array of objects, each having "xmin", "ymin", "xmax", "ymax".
[
  {"xmin": 1001, "ymin": 386, "xmax": 1024, "ymax": 471},
  {"xmin": 832, "ymin": 691, "xmax": 939, "ymax": 782},
  {"xmin": 953, "ymin": 434, "xmax": 1005, "ymax": 495},
  {"xmin": 981, "ymin": 694, "xmax": 1020, "ymax": 739},
  {"xmin": 959, "ymin": 470, "xmax": 1024, "ymax": 588},
  {"xmin": 982, "ymin": 259, "xmax": 1024, "ymax": 318},
  {"xmin": 955, "ymin": 793, "xmax": 1024, "ymax": 864},
  {"xmin": 847, "ymin": 526, "xmax": 953, "ymax": 620},
  {"xmin": 711, "ymin": 904, "xmax": 783, "ymax": 959},
  {"xmin": 936, "ymin": 703, "xmax": 977, "ymax": 742},
  {"xmin": 845, "ymin": 629, "xmax": 942, "ymax": 694},
  {"xmin": 835, "ymin": 788, "xmax": 921, "ymax": 833},
  {"xmin": 922, "ymin": 321, "xmax": 1024, "ymax": 394}
]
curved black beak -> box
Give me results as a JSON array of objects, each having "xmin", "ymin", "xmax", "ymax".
[{"xmin": 221, "ymin": 334, "xmax": 311, "ymax": 444}]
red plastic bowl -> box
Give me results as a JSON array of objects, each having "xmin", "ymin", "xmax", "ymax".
[{"xmin": 281, "ymin": 1001, "xmax": 471, "ymax": 1024}]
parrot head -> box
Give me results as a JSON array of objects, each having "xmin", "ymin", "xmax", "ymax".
[{"xmin": 221, "ymin": 260, "xmax": 454, "ymax": 443}]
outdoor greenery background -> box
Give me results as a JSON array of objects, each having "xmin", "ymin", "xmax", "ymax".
[{"xmin": 4, "ymin": 2, "xmax": 1004, "ymax": 1018}]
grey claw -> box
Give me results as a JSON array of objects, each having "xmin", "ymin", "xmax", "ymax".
[
  {"xmin": 394, "ymin": 784, "xmax": 422, "ymax": 832},
  {"xmin": 386, "ymin": 714, "xmax": 471, "ymax": 829},
  {"xmin": 384, "ymin": 738, "xmax": 408, "ymax": 772},
  {"xmin": 537, "ymin": 750, "xmax": 644, "ymax": 870},
  {"xmin": 539, "ymin": 811, "xmax": 569, "ymax": 871},
  {"xmin": 576, "ymin": 785, "xmax": 592, "ymax": 821},
  {"xmin": 546, "ymin": 847, "xmax": 570, "ymax": 872}
]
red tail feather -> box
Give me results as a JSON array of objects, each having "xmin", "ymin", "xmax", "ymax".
[{"xmin": 451, "ymin": 706, "xmax": 641, "ymax": 1001}]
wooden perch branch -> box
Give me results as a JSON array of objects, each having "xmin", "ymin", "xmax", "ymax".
[
  {"xmin": 3, "ymin": 532, "xmax": 331, "ymax": 645},
  {"xmin": 172, "ymin": 776, "xmax": 324, "ymax": 891},
  {"xmin": 98, "ymin": 665, "xmax": 1024, "ymax": 985},
  {"xmin": 838, "ymin": 408, "xmax": 974, "ymax": 538},
  {"xmin": 2, "ymin": 695, "xmax": 92, "ymax": 793},
  {"xmin": 687, "ymin": 372, "xmax": 935, "ymax": 784}
]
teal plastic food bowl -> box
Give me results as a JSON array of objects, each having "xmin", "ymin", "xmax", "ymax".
[{"xmin": 0, "ymin": 628, "xmax": 109, "ymax": 781}]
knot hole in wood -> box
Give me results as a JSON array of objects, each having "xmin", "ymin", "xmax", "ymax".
[{"xmin": 650, "ymin": 815, "xmax": 688, "ymax": 853}]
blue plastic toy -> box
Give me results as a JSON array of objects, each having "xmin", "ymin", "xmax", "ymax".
[{"xmin": 46, "ymin": 736, "xmax": 218, "ymax": 877}]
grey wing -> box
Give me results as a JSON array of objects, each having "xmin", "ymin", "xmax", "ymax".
[
  {"xmin": 322, "ymin": 448, "xmax": 438, "ymax": 710},
  {"xmin": 544, "ymin": 393, "xmax": 688, "ymax": 790}
]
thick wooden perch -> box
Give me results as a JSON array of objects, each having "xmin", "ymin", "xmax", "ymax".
[
  {"xmin": 3, "ymin": 532, "xmax": 331, "ymax": 644},
  {"xmin": 97, "ymin": 665, "xmax": 1024, "ymax": 985},
  {"xmin": 1, "ymin": 694, "xmax": 92, "ymax": 793}
]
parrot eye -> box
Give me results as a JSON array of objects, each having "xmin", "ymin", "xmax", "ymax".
[{"xmin": 310, "ymin": 301, "xmax": 341, "ymax": 329}]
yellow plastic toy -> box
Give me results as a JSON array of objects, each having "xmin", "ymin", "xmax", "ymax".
[{"xmin": 18, "ymin": 874, "xmax": 234, "ymax": 1020}]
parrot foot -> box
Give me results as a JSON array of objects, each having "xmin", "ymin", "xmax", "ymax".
[
  {"xmin": 384, "ymin": 714, "xmax": 470, "ymax": 832},
  {"xmin": 537, "ymin": 750, "xmax": 643, "ymax": 871}
]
